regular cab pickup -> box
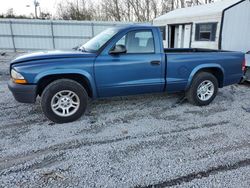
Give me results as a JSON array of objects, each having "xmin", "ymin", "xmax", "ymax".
[{"xmin": 8, "ymin": 25, "xmax": 245, "ymax": 123}]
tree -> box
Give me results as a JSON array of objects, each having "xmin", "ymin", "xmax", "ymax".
[
  {"xmin": 40, "ymin": 11, "xmax": 52, "ymax": 19},
  {"xmin": 56, "ymin": 0, "xmax": 217, "ymax": 21},
  {"xmin": 57, "ymin": 0, "xmax": 94, "ymax": 20},
  {"xmin": 0, "ymin": 8, "xmax": 32, "ymax": 19},
  {"xmin": 101, "ymin": 0, "xmax": 123, "ymax": 21},
  {"xmin": 5, "ymin": 8, "xmax": 15, "ymax": 18}
]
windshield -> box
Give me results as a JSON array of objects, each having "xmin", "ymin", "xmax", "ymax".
[{"xmin": 80, "ymin": 28, "xmax": 119, "ymax": 53}]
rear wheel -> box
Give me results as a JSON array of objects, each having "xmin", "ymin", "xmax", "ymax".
[
  {"xmin": 41, "ymin": 79, "xmax": 88, "ymax": 123},
  {"xmin": 186, "ymin": 72, "xmax": 218, "ymax": 106}
]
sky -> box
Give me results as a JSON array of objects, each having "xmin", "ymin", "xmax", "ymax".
[
  {"xmin": 0, "ymin": 0, "xmax": 60, "ymax": 16},
  {"xmin": 0, "ymin": 0, "xmax": 222, "ymax": 17}
]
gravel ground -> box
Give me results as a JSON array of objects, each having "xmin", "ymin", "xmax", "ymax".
[{"xmin": 0, "ymin": 52, "xmax": 250, "ymax": 188}]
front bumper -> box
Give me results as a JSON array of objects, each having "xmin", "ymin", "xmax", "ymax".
[{"xmin": 8, "ymin": 81, "xmax": 37, "ymax": 103}]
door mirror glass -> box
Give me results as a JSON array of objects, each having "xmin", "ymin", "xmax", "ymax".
[{"xmin": 110, "ymin": 44, "xmax": 127, "ymax": 55}]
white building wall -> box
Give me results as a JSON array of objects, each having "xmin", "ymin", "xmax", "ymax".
[
  {"xmin": 221, "ymin": 0, "xmax": 250, "ymax": 53},
  {"xmin": 153, "ymin": 0, "xmax": 245, "ymax": 50},
  {"xmin": 183, "ymin": 24, "xmax": 191, "ymax": 48},
  {"xmin": 154, "ymin": 13, "xmax": 222, "ymax": 49},
  {"xmin": 191, "ymin": 18, "xmax": 222, "ymax": 49}
]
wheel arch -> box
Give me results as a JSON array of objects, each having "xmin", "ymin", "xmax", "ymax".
[
  {"xmin": 186, "ymin": 64, "xmax": 225, "ymax": 90},
  {"xmin": 35, "ymin": 70, "xmax": 97, "ymax": 98}
]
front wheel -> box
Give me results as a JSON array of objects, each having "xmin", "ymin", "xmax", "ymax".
[
  {"xmin": 41, "ymin": 79, "xmax": 88, "ymax": 123},
  {"xmin": 186, "ymin": 72, "xmax": 218, "ymax": 106}
]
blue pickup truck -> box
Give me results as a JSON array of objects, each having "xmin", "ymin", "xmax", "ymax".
[{"xmin": 8, "ymin": 25, "xmax": 245, "ymax": 123}]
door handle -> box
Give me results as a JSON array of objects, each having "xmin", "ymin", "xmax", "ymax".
[{"xmin": 150, "ymin": 61, "xmax": 161, "ymax": 65}]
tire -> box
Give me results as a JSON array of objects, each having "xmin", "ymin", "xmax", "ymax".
[
  {"xmin": 41, "ymin": 79, "xmax": 88, "ymax": 123},
  {"xmin": 186, "ymin": 72, "xmax": 218, "ymax": 106}
]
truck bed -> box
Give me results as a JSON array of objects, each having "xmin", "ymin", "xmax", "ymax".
[
  {"xmin": 164, "ymin": 49, "xmax": 244, "ymax": 93},
  {"xmin": 164, "ymin": 48, "xmax": 229, "ymax": 53}
]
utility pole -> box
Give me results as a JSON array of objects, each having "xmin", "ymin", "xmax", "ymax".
[{"xmin": 34, "ymin": 0, "xmax": 40, "ymax": 19}]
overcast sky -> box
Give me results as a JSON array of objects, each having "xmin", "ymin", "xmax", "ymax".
[
  {"xmin": 0, "ymin": 0, "xmax": 61, "ymax": 16},
  {"xmin": 0, "ymin": 0, "xmax": 222, "ymax": 17}
]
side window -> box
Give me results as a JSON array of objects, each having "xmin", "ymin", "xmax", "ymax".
[
  {"xmin": 115, "ymin": 30, "xmax": 155, "ymax": 53},
  {"xmin": 195, "ymin": 23, "xmax": 217, "ymax": 41}
]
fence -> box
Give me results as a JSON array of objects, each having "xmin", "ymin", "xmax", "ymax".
[{"xmin": 0, "ymin": 19, "xmax": 135, "ymax": 52}]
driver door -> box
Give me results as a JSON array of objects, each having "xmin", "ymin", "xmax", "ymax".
[{"xmin": 94, "ymin": 29, "xmax": 164, "ymax": 97}]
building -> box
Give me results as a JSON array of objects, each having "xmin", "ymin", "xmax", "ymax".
[{"xmin": 153, "ymin": 0, "xmax": 250, "ymax": 53}]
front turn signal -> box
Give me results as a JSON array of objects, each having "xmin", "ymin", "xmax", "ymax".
[{"xmin": 12, "ymin": 79, "xmax": 28, "ymax": 84}]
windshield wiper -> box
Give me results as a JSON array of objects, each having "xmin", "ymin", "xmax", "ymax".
[
  {"xmin": 72, "ymin": 45, "xmax": 80, "ymax": 51},
  {"xmin": 72, "ymin": 45, "xmax": 86, "ymax": 52}
]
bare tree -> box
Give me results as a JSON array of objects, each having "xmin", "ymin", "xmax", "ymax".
[
  {"xmin": 57, "ymin": 0, "xmax": 94, "ymax": 20},
  {"xmin": 40, "ymin": 11, "xmax": 52, "ymax": 19},
  {"xmin": 56, "ymin": 0, "xmax": 217, "ymax": 21},
  {"xmin": 6, "ymin": 8, "xmax": 15, "ymax": 17}
]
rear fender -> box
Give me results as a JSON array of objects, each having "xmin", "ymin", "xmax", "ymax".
[{"xmin": 186, "ymin": 64, "xmax": 225, "ymax": 90}]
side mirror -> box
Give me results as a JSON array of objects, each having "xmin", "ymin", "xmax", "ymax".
[{"xmin": 109, "ymin": 45, "xmax": 127, "ymax": 55}]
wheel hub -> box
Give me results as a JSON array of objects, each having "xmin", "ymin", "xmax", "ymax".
[
  {"xmin": 59, "ymin": 97, "xmax": 72, "ymax": 108},
  {"xmin": 197, "ymin": 80, "xmax": 214, "ymax": 101},
  {"xmin": 200, "ymin": 86, "xmax": 208, "ymax": 94},
  {"xmin": 51, "ymin": 90, "xmax": 80, "ymax": 117}
]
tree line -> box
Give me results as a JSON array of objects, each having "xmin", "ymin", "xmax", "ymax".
[
  {"xmin": 1, "ymin": 0, "xmax": 214, "ymax": 21},
  {"xmin": 0, "ymin": 8, "xmax": 51, "ymax": 20},
  {"xmin": 57, "ymin": 0, "xmax": 214, "ymax": 22}
]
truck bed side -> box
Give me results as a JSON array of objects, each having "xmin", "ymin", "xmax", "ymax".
[{"xmin": 165, "ymin": 51, "xmax": 244, "ymax": 93}]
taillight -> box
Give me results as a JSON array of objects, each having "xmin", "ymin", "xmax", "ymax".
[{"xmin": 242, "ymin": 58, "xmax": 246, "ymax": 72}]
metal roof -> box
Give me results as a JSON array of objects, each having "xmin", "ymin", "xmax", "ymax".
[{"xmin": 154, "ymin": 0, "xmax": 243, "ymax": 24}]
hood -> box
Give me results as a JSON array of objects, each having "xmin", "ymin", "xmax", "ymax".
[{"xmin": 11, "ymin": 50, "xmax": 96, "ymax": 64}]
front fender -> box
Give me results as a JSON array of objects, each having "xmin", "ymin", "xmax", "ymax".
[
  {"xmin": 34, "ymin": 69, "xmax": 97, "ymax": 98},
  {"xmin": 186, "ymin": 64, "xmax": 225, "ymax": 89}
]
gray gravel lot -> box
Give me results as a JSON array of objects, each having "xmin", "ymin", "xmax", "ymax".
[{"xmin": 0, "ymin": 52, "xmax": 250, "ymax": 187}]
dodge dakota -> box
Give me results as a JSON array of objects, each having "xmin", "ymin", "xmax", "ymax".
[{"xmin": 8, "ymin": 25, "xmax": 245, "ymax": 123}]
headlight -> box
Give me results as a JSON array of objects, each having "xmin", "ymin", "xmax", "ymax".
[
  {"xmin": 11, "ymin": 69, "xmax": 24, "ymax": 79},
  {"xmin": 11, "ymin": 69, "xmax": 27, "ymax": 84}
]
